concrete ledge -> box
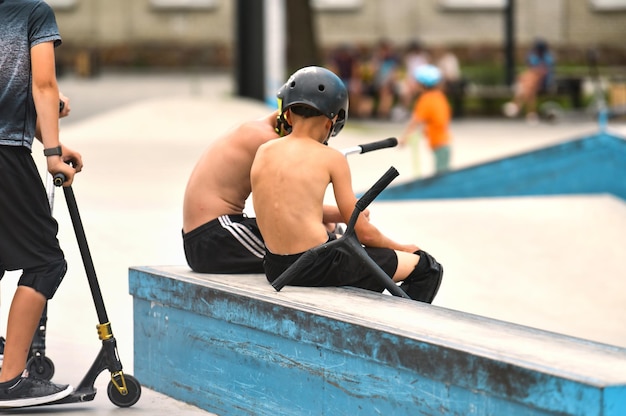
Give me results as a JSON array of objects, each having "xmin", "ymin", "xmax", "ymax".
[{"xmin": 129, "ymin": 265, "xmax": 626, "ymax": 416}]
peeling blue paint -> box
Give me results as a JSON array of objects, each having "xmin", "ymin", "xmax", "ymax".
[{"xmin": 129, "ymin": 267, "xmax": 626, "ymax": 416}]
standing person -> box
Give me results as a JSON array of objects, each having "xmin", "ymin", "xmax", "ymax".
[
  {"xmin": 251, "ymin": 66, "xmax": 443, "ymax": 303},
  {"xmin": 0, "ymin": 0, "xmax": 83, "ymax": 407},
  {"xmin": 182, "ymin": 111, "xmax": 344, "ymax": 274},
  {"xmin": 399, "ymin": 65, "xmax": 452, "ymax": 175}
]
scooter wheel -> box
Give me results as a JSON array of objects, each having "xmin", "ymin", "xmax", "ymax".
[
  {"xmin": 27, "ymin": 355, "xmax": 55, "ymax": 381},
  {"xmin": 107, "ymin": 374, "xmax": 142, "ymax": 407}
]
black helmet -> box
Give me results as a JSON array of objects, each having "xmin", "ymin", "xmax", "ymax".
[{"xmin": 277, "ymin": 66, "xmax": 349, "ymax": 137}]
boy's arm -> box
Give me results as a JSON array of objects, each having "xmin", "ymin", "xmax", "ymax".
[
  {"xmin": 322, "ymin": 205, "xmax": 343, "ymax": 224},
  {"xmin": 31, "ymin": 42, "xmax": 59, "ymax": 150},
  {"xmin": 329, "ymin": 151, "xmax": 418, "ymax": 253},
  {"xmin": 31, "ymin": 42, "xmax": 80, "ymax": 183}
]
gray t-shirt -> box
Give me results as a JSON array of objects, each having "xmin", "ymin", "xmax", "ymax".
[{"xmin": 0, "ymin": 0, "xmax": 61, "ymax": 150}]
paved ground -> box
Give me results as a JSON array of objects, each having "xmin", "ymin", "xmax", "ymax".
[{"xmin": 2, "ymin": 71, "xmax": 625, "ymax": 414}]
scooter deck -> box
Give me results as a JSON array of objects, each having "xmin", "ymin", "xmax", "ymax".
[{"xmin": 49, "ymin": 387, "xmax": 97, "ymax": 405}]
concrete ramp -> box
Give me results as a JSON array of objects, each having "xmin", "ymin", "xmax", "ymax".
[{"xmin": 376, "ymin": 132, "xmax": 626, "ymax": 201}]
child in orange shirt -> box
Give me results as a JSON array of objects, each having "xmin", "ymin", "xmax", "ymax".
[{"xmin": 399, "ymin": 65, "xmax": 452, "ymax": 175}]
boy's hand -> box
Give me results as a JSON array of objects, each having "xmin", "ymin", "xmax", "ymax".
[
  {"xmin": 47, "ymin": 156, "xmax": 76, "ymax": 186},
  {"xmin": 47, "ymin": 144, "xmax": 83, "ymax": 186},
  {"xmin": 60, "ymin": 144, "xmax": 83, "ymax": 173}
]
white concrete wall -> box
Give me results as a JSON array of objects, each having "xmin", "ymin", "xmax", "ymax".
[{"xmin": 51, "ymin": 0, "xmax": 626, "ymax": 49}]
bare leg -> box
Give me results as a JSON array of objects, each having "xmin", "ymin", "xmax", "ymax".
[
  {"xmin": 392, "ymin": 250, "xmax": 420, "ymax": 282},
  {"xmin": 0, "ymin": 286, "xmax": 46, "ymax": 382},
  {"xmin": 516, "ymin": 69, "xmax": 544, "ymax": 113}
]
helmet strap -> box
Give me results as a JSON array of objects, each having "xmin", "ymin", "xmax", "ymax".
[
  {"xmin": 323, "ymin": 120, "xmax": 335, "ymax": 145},
  {"xmin": 275, "ymin": 113, "xmax": 292, "ymax": 136}
]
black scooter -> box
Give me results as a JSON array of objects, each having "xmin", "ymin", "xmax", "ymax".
[{"xmin": 31, "ymin": 174, "xmax": 142, "ymax": 408}]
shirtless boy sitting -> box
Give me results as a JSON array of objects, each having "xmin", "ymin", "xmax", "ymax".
[
  {"xmin": 183, "ymin": 110, "xmax": 344, "ymax": 274},
  {"xmin": 250, "ymin": 66, "xmax": 443, "ymax": 303}
]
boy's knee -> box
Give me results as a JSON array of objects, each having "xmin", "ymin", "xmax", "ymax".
[
  {"xmin": 400, "ymin": 250, "xmax": 443, "ymax": 303},
  {"xmin": 18, "ymin": 259, "xmax": 67, "ymax": 300}
]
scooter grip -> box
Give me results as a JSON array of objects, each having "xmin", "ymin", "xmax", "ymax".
[
  {"xmin": 271, "ymin": 250, "xmax": 319, "ymax": 292},
  {"xmin": 53, "ymin": 173, "xmax": 66, "ymax": 187},
  {"xmin": 358, "ymin": 137, "xmax": 397, "ymax": 154},
  {"xmin": 355, "ymin": 166, "xmax": 399, "ymax": 212}
]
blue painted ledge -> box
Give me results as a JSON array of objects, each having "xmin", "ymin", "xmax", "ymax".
[
  {"xmin": 129, "ymin": 266, "xmax": 626, "ymax": 416},
  {"xmin": 376, "ymin": 131, "xmax": 626, "ymax": 201}
]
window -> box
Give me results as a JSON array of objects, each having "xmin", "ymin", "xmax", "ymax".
[
  {"xmin": 150, "ymin": 0, "xmax": 218, "ymax": 11},
  {"xmin": 311, "ymin": 0, "xmax": 363, "ymax": 11},
  {"xmin": 589, "ymin": 0, "xmax": 626, "ymax": 11},
  {"xmin": 439, "ymin": 0, "xmax": 505, "ymax": 11}
]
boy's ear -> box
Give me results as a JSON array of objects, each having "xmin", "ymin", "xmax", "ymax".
[
  {"xmin": 276, "ymin": 109, "xmax": 292, "ymax": 135},
  {"xmin": 284, "ymin": 109, "xmax": 293, "ymax": 125}
]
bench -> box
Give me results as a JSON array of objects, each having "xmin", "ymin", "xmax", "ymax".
[{"xmin": 129, "ymin": 265, "xmax": 626, "ymax": 416}]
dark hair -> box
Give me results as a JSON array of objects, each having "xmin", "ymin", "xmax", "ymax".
[{"xmin": 290, "ymin": 105, "xmax": 323, "ymax": 118}]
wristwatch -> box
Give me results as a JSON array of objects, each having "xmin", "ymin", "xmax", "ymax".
[{"xmin": 43, "ymin": 146, "xmax": 62, "ymax": 157}]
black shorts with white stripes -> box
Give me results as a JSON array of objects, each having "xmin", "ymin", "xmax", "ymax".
[{"xmin": 183, "ymin": 214, "xmax": 265, "ymax": 274}]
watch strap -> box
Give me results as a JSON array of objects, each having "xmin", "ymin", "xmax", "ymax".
[{"xmin": 43, "ymin": 146, "xmax": 62, "ymax": 157}]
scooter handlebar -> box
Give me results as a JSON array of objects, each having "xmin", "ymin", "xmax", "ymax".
[
  {"xmin": 355, "ymin": 166, "xmax": 398, "ymax": 212},
  {"xmin": 358, "ymin": 137, "xmax": 397, "ymax": 154},
  {"xmin": 53, "ymin": 173, "xmax": 66, "ymax": 187},
  {"xmin": 341, "ymin": 137, "xmax": 398, "ymax": 157}
]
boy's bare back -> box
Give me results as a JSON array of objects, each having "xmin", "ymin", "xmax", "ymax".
[
  {"xmin": 183, "ymin": 112, "xmax": 278, "ymax": 233},
  {"xmin": 251, "ymin": 133, "xmax": 354, "ymax": 255}
]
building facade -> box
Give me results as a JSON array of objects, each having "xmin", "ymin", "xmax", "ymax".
[{"xmin": 49, "ymin": 0, "xmax": 626, "ymax": 70}]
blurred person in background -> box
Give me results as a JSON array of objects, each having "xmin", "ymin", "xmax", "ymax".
[
  {"xmin": 503, "ymin": 38, "xmax": 555, "ymax": 123},
  {"xmin": 399, "ymin": 65, "xmax": 452, "ymax": 175},
  {"xmin": 371, "ymin": 39, "xmax": 402, "ymax": 119}
]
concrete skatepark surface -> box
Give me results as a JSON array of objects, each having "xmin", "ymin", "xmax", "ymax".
[{"xmin": 1, "ymin": 71, "xmax": 625, "ymax": 414}]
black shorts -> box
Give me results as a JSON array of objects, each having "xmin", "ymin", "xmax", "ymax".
[
  {"xmin": 264, "ymin": 233, "xmax": 398, "ymax": 293},
  {"xmin": 183, "ymin": 215, "xmax": 265, "ymax": 274},
  {"xmin": 0, "ymin": 146, "xmax": 64, "ymax": 273}
]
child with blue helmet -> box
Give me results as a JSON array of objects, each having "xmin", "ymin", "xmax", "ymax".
[{"xmin": 399, "ymin": 64, "xmax": 452, "ymax": 175}]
